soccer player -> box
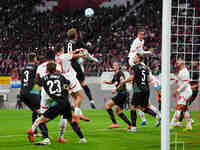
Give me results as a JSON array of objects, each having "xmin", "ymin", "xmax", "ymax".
[
  {"xmin": 36, "ymin": 50, "xmax": 62, "ymax": 144},
  {"xmin": 19, "ymin": 53, "xmax": 49, "ymax": 141},
  {"xmin": 128, "ymin": 30, "xmax": 152, "ymax": 125},
  {"xmin": 178, "ymin": 60, "xmax": 199, "ymax": 124},
  {"xmin": 55, "ymin": 43, "xmax": 90, "ymax": 142},
  {"xmin": 120, "ymin": 53, "xmax": 161, "ymax": 132},
  {"xmin": 27, "ymin": 62, "xmax": 87, "ymax": 144},
  {"xmin": 65, "ymin": 28, "xmax": 97, "ymax": 109},
  {"xmin": 170, "ymin": 56, "xmax": 193, "ymax": 131},
  {"xmin": 104, "ymin": 61, "xmax": 132, "ymax": 129},
  {"xmin": 128, "ymin": 30, "xmax": 151, "ymax": 67}
]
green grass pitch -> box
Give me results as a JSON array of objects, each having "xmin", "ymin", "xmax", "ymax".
[{"xmin": 0, "ymin": 110, "xmax": 199, "ymax": 150}]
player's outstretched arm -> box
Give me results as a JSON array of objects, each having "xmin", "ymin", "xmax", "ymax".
[
  {"xmin": 104, "ymin": 80, "xmax": 113, "ymax": 84},
  {"xmin": 120, "ymin": 75, "xmax": 134, "ymax": 85}
]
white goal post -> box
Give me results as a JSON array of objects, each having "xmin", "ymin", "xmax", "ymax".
[{"xmin": 161, "ymin": 0, "xmax": 171, "ymax": 150}]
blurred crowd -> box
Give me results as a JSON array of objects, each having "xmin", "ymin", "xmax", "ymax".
[{"xmin": 0, "ymin": 0, "xmax": 199, "ymax": 76}]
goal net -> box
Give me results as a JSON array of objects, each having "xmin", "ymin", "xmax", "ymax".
[{"xmin": 164, "ymin": 0, "xmax": 200, "ymax": 149}]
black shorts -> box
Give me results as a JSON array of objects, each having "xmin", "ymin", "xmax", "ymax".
[
  {"xmin": 131, "ymin": 90, "xmax": 149, "ymax": 108},
  {"xmin": 43, "ymin": 98, "xmax": 72, "ymax": 120},
  {"xmin": 20, "ymin": 93, "xmax": 40, "ymax": 111},
  {"xmin": 112, "ymin": 92, "xmax": 128, "ymax": 108},
  {"xmin": 71, "ymin": 61, "xmax": 85, "ymax": 82}
]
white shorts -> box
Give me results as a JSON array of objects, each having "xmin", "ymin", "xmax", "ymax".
[
  {"xmin": 40, "ymin": 88, "xmax": 50, "ymax": 114},
  {"xmin": 63, "ymin": 73, "xmax": 82, "ymax": 93},
  {"xmin": 177, "ymin": 89, "xmax": 192, "ymax": 105}
]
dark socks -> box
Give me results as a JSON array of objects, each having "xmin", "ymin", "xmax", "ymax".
[
  {"xmin": 83, "ymin": 85, "xmax": 93, "ymax": 101},
  {"xmin": 144, "ymin": 108, "xmax": 157, "ymax": 117},
  {"xmin": 32, "ymin": 112, "xmax": 38, "ymax": 134},
  {"xmin": 118, "ymin": 112, "xmax": 132, "ymax": 126},
  {"xmin": 130, "ymin": 110, "xmax": 137, "ymax": 127},
  {"xmin": 107, "ymin": 109, "xmax": 117, "ymax": 124},
  {"xmin": 179, "ymin": 111, "xmax": 184, "ymax": 122},
  {"xmin": 39, "ymin": 123, "xmax": 49, "ymax": 139},
  {"xmin": 158, "ymin": 101, "xmax": 161, "ymax": 111},
  {"xmin": 70, "ymin": 121, "xmax": 84, "ymax": 139}
]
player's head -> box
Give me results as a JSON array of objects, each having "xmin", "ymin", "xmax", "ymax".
[
  {"xmin": 46, "ymin": 50, "xmax": 56, "ymax": 61},
  {"xmin": 134, "ymin": 53, "xmax": 143, "ymax": 64},
  {"xmin": 55, "ymin": 43, "xmax": 64, "ymax": 54},
  {"xmin": 67, "ymin": 28, "xmax": 79, "ymax": 40},
  {"xmin": 137, "ymin": 29, "xmax": 145, "ymax": 40},
  {"xmin": 176, "ymin": 56, "xmax": 184, "ymax": 67},
  {"xmin": 28, "ymin": 52, "xmax": 37, "ymax": 63},
  {"xmin": 47, "ymin": 62, "xmax": 56, "ymax": 73},
  {"xmin": 112, "ymin": 61, "xmax": 120, "ymax": 71}
]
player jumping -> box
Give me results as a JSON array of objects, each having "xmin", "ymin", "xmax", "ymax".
[{"xmin": 65, "ymin": 28, "xmax": 98, "ymax": 109}]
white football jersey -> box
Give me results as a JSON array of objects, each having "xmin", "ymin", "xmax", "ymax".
[
  {"xmin": 55, "ymin": 53, "xmax": 77, "ymax": 76},
  {"xmin": 129, "ymin": 37, "xmax": 144, "ymax": 58},
  {"xmin": 177, "ymin": 67, "xmax": 191, "ymax": 92},
  {"xmin": 36, "ymin": 61, "xmax": 62, "ymax": 78},
  {"xmin": 128, "ymin": 37, "xmax": 144, "ymax": 66}
]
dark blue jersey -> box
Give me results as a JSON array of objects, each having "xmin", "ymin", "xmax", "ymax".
[
  {"xmin": 20, "ymin": 64, "xmax": 37, "ymax": 94},
  {"xmin": 41, "ymin": 73, "xmax": 70, "ymax": 102},
  {"xmin": 132, "ymin": 63, "xmax": 150, "ymax": 92}
]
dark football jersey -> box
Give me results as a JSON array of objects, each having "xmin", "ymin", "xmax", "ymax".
[
  {"xmin": 64, "ymin": 39, "xmax": 87, "ymax": 72},
  {"xmin": 41, "ymin": 73, "xmax": 70, "ymax": 101},
  {"xmin": 111, "ymin": 71, "xmax": 127, "ymax": 93},
  {"xmin": 20, "ymin": 64, "xmax": 37, "ymax": 94},
  {"xmin": 132, "ymin": 63, "xmax": 150, "ymax": 92}
]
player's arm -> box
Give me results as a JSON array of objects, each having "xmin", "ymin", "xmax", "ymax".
[
  {"xmin": 148, "ymin": 74, "xmax": 153, "ymax": 83},
  {"xmin": 35, "ymin": 74, "xmax": 42, "ymax": 87},
  {"xmin": 104, "ymin": 80, "xmax": 113, "ymax": 84},
  {"xmin": 104, "ymin": 75, "xmax": 116, "ymax": 85},
  {"xmin": 115, "ymin": 74, "xmax": 126, "ymax": 90},
  {"xmin": 120, "ymin": 75, "xmax": 134, "ymax": 85}
]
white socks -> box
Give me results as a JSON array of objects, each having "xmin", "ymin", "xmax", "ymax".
[
  {"xmin": 59, "ymin": 116, "xmax": 67, "ymax": 138},
  {"xmin": 75, "ymin": 107, "xmax": 81, "ymax": 117},
  {"xmin": 138, "ymin": 110, "xmax": 146, "ymax": 122},
  {"xmin": 171, "ymin": 110, "xmax": 181, "ymax": 126}
]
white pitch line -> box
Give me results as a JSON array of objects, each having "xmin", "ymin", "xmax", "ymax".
[{"xmin": 0, "ymin": 125, "xmax": 154, "ymax": 138}]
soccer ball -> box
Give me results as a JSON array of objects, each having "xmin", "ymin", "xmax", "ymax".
[{"xmin": 85, "ymin": 8, "xmax": 94, "ymax": 17}]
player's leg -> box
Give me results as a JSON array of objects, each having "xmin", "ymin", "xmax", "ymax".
[
  {"xmin": 148, "ymin": 104, "xmax": 161, "ymax": 127},
  {"xmin": 179, "ymin": 89, "xmax": 197, "ymax": 122},
  {"xmin": 129, "ymin": 104, "xmax": 137, "ymax": 132},
  {"xmin": 58, "ymin": 115, "xmax": 68, "ymax": 143},
  {"xmin": 30, "ymin": 94, "xmax": 49, "ymax": 139},
  {"xmin": 105, "ymin": 98, "xmax": 118, "ymax": 128},
  {"xmin": 72, "ymin": 90, "xmax": 90, "ymax": 122},
  {"xmin": 63, "ymin": 101, "xmax": 87, "ymax": 144},
  {"xmin": 77, "ymin": 70, "xmax": 96, "ymax": 109},
  {"xmin": 137, "ymin": 110, "xmax": 147, "ymax": 126},
  {"xmin": 69, "ymin": 77, "xmax": 90, "ymax": 122},
  {"xmin": 115, "ymin": 106, "xmax": 132, "ymax": 127},
  {"xmin": 81, "ymin": 80, "xmax": 96, "ymax": 109},
  {"xmin": 113, "ymin": 93, "xmax": 132, "ymax": 127},
  {"xmin": 141, "ymin": 91, "xmax": 159, "ymax": 124},
  {"xmin": 28, "ymin": 103, "xmax": 59, "ymax": 144}
]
